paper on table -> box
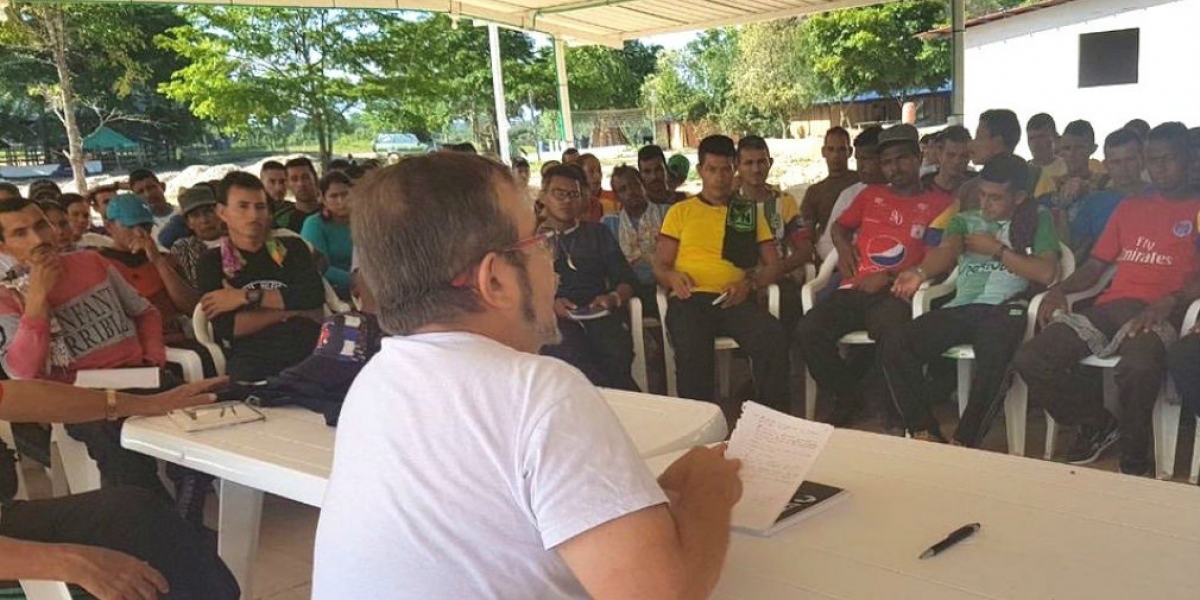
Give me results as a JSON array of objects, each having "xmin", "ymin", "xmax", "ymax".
[
  {"xmin": 726, "ymin": 401, "xmax": 834, "ymax": 532},
  {"xmin": 74, "ymin": 367, "xmax": 160, "ymax": 390}
]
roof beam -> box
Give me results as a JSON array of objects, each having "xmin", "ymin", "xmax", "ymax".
[
  {"xmin": 55, "ymin": 0, "xmax": 623, "ymax": 46},
  {"xmin": 614, "ymin": 0, "xmax": 886, "ymax": 39}
]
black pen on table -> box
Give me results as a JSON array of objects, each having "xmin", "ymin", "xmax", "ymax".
[{"xmin": 919, "ymin": 523, "xmax": 981, "ymax": 559}]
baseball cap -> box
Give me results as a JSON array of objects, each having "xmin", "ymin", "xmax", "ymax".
[
  {"xmin": 179, "ymin": 185, "xmax": 217, "ymax": 216},
  {"xmin": 28, "ymin": 179, "xmax": 61, "ymax": 202},
  {"xmin": 877, "ymin": 124, "xmax": 920, "ymax": 153},
  {"xmin": 105, "ymin": 193, "xmax": 154, "ymax": 227},
  {"xmin": 666, "ymin": 154, "xmax": 691, "ymax": 181}
]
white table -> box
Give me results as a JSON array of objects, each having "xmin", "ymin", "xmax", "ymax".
[
  {"xmin": 121, "ymin": 390, "xmax": 725, "ymax": 599},
  {"xmin": 647, "ymin": 429, "xmax": 1200, "ymax": 600}
]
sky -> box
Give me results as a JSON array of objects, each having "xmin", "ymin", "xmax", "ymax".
[{"xmin": 640, "ymin": 31, "xmax": 700, "ymax": 50}]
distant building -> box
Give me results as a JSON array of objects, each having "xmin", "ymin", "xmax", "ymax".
[
  {"xmin": 927, "ymin": 0, "xmax": 1199, "ymax": 151},
  {"xmin": 788, "ymin": 86, "xmax": 951, "ymax": 139}
]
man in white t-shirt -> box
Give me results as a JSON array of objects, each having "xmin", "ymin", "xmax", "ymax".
[{"xmin": 314, "ymin": 152, "xmax": 743, "ymax": 599}]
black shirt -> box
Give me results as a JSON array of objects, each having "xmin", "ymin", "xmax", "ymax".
[
  {"xmin": 284, "ymin": 206, "xmax": 318, "ymax": 234},
  {"xmin": 553, "ymin": 221, "xmax": 637, "ymax": 307},
  {"xmin": 196, "ymin": 236, "xmax": 324, "ymax": 380}
]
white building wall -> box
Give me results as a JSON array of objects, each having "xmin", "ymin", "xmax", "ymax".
[{"xmin": 963, "ymin": 0, "xmax": 1200, "ymax": 157}]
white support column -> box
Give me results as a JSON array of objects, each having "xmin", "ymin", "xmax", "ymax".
[
  {"xmin": 554, "ymin": 36, "xmax": 574, "ymax": 144},
  {"xmin": 488, "ymin": 23, "xmax": 511, "ymax": 164},
  {"xmin": 950, "ymin": 0, "xmax": 966, "ymax": 124}
]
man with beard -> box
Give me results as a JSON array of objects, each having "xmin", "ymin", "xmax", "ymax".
[
  {"xmin": 283, "ymin": 157, "xmax": 322, "ymax": 233},
  {"xmin": 637, "ymin": 145, "xmax": 686, "ymax": 206},
  {"xmin": 314, "ymin": 152, "xmax": 742, "ymax": 600}
]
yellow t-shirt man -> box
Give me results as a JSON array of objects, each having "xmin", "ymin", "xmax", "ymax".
[{"xmin": 660, "ymin": 196, "xmax": 774, "ymax": 294}]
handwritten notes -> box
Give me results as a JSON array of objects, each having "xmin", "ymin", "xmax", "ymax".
[{"xmin": 726, "ymin": 401, "xmax": 834, "ymax": 532}]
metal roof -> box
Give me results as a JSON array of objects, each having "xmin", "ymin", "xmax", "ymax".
[
  {"xmin": 920, "ymin": 0, "xmax": 1080, "ymax": 39},
  {"xmin": 56, "ymin": 0, "xmax": 890, "ymax": 47}
]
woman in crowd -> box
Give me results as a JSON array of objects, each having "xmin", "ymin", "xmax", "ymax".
[{"xmin": 302, "ymin": 171, "xmax": 354, "ymax": 299}]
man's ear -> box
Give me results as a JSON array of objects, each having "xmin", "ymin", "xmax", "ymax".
[{"xmin": 474, "ymin": 252, "xmax": 517, "ymax": 311}]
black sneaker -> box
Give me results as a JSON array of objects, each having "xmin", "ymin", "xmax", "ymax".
[
  {"xmin": 1064, "ymin": 414, "xmax": 1120, "ymax": 465},
  {"xmin": 1119, "ymin": 456, "xmax": 1151, "ymax": 477}
]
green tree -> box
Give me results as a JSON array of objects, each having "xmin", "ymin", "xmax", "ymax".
[
  {"xmin": 0, "ymin": 3, "xmax": 157, "ymax": 190},
  {"xmin": 357, "ymin": 13, "xmax": 544, "ymax": 150},
  {"xmin": 685, "ymin": 28, "xmax": 739, "ymax": 122},
  {"xmin": 552, "ymin": 41, "xmax": 660, "ymax": 110},
  {"xmin": 641, "ymin": 49, "xmax": 702, "ymax": 122},
  {"xmin": 802, "ymin": 0, "xmax": 950, "ymax": 108},
  {"xmin": 729, "ymin": 19, "xmax": 813, "ymax": 136},
  {"xmin": 159, "ymin": 6, "xmax": 370, "ymax": 162}
]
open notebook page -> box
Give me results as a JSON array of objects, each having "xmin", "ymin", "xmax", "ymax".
[{"xmin": 725, "ymin": 401, "xmax": 834, "ymax": 532}]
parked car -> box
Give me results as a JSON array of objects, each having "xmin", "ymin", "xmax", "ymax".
[{"xmin": 373, "ymin": 133, "xmax": 428, "ymax": 162}]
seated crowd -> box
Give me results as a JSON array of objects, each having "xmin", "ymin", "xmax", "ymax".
[{"xmin": 0, "ymin": 109, "xmax": 1195, "ymax": 598}]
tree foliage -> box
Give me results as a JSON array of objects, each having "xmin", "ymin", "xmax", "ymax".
[
  {"xmin": 0, "ymin": 3, "xmax": 194, "ymax": 189},
  {"xmin": 802, "ymin": 0, "xmax": 949, "ymax": 104},
  {"xmin": 554, "ymin": 41, "xmax": 660, "ymax": 110},
  {"xmin": 356, "ymin": 13, "xmax": 544, "ymax": 146},
  {"xmin": 730, "ymin": 19, "xmax": 813, "ymax": 132},
  {"xmin": 159, "ymin": 6, "xmax": 370, "ymax": 162}
]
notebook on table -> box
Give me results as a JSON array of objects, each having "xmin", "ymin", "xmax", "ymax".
[{"xmin": 726, "ymin": 401, "xmax": 846, "ymax": 536}]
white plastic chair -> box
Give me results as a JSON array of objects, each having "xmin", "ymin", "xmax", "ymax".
[
  {"xmin": 164, "ymin": 346, "xmax": 206, "ymax": 383},
  {"xmin": 49, "ymin": 423, "xmax": 101, "ymax": 494},
  {"xmin": 322, "ymin": 279, "xmax": 351, "ymax": 315},
  {"xmin": 657, "ymin": 284, "xmax": 781, "ymax": 400},
  {"xmin": 1041, "ymin": 268, "xmax": 1187, "ymax": 480},
  {"xmin": 191, "ymin": 304, "xmax": 228, "ymax": 377},
  {"xmin": 629, "ymin": 297, "xmax": 657, "ymax": 393},
  {"xmin": 912, "ymin": 242, "xmax": 1075, "ymax": 455},
  {"xmin": 798, "ymin": 249, "xmax": 892, "ymax": 420},
  {"xmin": 19, "ymin": 581, "xmax": 73, "ymax": 600},
  {"xmin": 1037, "ymin": 266, "xmax": 1116, "ymax": 460}
]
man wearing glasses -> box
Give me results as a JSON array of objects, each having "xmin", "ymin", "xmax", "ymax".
[
  {"xmin": 315, "ymin": 153, "xmax": 742, "ymax": 599},
  {"xmin": 537, "ymin": 164, "xmax": 640, "ymax": 390}
]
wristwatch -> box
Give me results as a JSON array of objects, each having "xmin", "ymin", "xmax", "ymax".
[{"xmin": 245, "ymin": 289, "xmax": 264, "ymax": 310}]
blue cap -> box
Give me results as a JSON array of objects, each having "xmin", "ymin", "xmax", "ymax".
[{"xmin": 105, "ymin": 193, "xmax": 154, "ymax": 227}]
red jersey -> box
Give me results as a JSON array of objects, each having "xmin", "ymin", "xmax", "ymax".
[
  {"xmin": 836, "ymin": 184, "xmax": 957, "ymax": 287},
  {"xmin": 1091, "ymin": 193, "xmax": 1200, "ymax": 305}
]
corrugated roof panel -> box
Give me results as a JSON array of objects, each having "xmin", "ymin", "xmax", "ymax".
[
  {"xmin": 68, "ymin": 0, "xmax": 895, "ymax": 46},
  {"xmin": 568, "ymin": 5, "xmax": 687, "ymax": 27}
]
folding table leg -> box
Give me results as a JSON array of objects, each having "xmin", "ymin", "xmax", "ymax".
[{"xmin": 218, "ymin": 480, "xmax": 265, "ymax": 600}]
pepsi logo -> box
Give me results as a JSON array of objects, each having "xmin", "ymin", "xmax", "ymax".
[
  {"xmin": 867, "ymin": 235, "xmax": 908, "ymax": 268},
  {"xmin": 1173, "ymin": 220, "xmax": 1194, "ymax": 238}
]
